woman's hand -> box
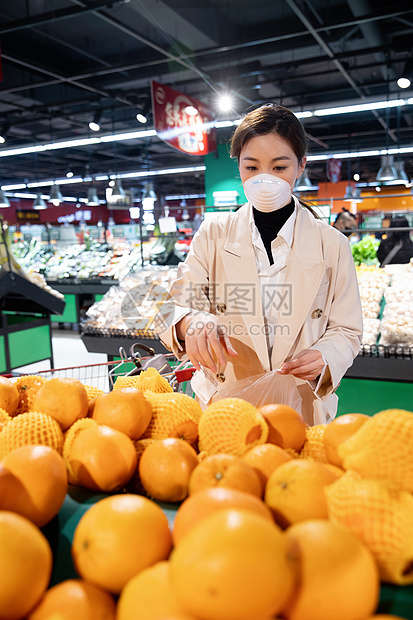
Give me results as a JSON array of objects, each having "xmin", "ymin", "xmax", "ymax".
[
  {"xmin": 277, "ymin": 349, "xmax": 325, "ymax": 382},
  {"xmin": 177, "ymin": 312, "xmax": 237, "ymax": 373}
]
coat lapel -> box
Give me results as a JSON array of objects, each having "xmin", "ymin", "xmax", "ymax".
[
  {"xmin": 271, "ymin": 206, "xmax": 326, "ymax": 369},
  {"xmin": 221, "ymin": 204, "xmax": 271, "ymax": 371}
]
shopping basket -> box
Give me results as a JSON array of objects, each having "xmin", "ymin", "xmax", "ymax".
[{"xmin": 4, "ymin": 344, "xmax": 196, "ymax": 396}]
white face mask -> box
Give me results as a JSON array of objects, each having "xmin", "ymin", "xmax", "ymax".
[{"xmin": 243, "ymin": 173, "xmax": 292, "ymax": 213}]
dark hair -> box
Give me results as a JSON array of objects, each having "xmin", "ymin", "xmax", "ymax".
[
  {"xmin": 230, "ymin": 103, "xmax": 308, "ymax": 161},
  {"xmin": 387, "ymin": 216, "xmax": 411, "ymax": 243},
  {"xmin": 335, "ymin": 208, "xmax": 357, "ymax": 225},
  {"xmin": 230, "ymin": 103, "xmax": 318, "ymax": 217}
]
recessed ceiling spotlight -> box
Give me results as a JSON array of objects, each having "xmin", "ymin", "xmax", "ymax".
[{"xmin": 353, "ymin": 173, "xmax": 360, "ymax": 181}]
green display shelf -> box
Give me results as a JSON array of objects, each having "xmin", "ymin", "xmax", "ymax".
[
  {"xmin": 8, "ymin": 323, "xmax": 52, "ymax": 369},
  {"xmin": 337, "ymin": 377, "xmax": 413, "ymax": 416},
  {"xmin": 51, "ymin": 293, "xmax": 78, "ymax": 324}
]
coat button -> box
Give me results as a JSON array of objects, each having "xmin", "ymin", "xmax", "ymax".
[
  {"xmin": 216, "ymin": 303, "xmax": 226, "ymax": 313},
  {"xmin": 312, "ymin": 308, "xmax": 323, "ymax": 319}
]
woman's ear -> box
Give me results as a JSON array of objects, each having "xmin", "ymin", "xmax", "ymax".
[{"xmin": 296, "ymin": 156, "xmax": 307, "ymax": 180}]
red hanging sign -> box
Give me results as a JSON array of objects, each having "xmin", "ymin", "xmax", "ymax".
[
  {"xmin": 151, "ymin": 81, "xmax": 216, "ymax": 155},
  {"xmin": 326, "ymin": 158, "xmax": 342, "ymax": 183}
]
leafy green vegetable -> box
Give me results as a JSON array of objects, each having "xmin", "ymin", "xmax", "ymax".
[{"xmin": 351, "ymin": 235, "xmax": 380, "ymax": 266}]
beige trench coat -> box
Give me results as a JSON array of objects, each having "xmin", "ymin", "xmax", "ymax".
[{"xmin": 155, "ymin": 199, "xmax": 363, "ymax": 425}]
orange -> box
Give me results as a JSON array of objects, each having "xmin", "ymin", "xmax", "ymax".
[
  {"xmin": 265, "ymin": 459, "xmax": 341, "ymax": 528},
  {"xmin": 14, "ymin": 375, "xmax": 48, "ymax": 415},
  {"xmin": 27, "ymin": 579, "xmax": 116, "ymax": 620},
  {"xmin": 189, "ymin": 453, "xmax": 262, "ymax": 498},
  {"xmin": 173, "ymin": 486, "xmax": 274, "ymax": 546},
  {"xmin": 299, "ymin": 424, "xmax": 329, "ymax": 462},
  {"xmin": 170, "ymin": 508, "xmax": 295, "ymax": 620},
  {"xmin": 0, "ymin": 411, "xmax": 64, "ymax": 458},
  {"xmin": 30, "ymin": 378, "xmax": 88, "ymax": 431},
  {"xmin": 83, "ymin": 384, "xmax": 104, "ymax": 403},
  {"xmin": 72, "ymin": 494, "xmax": 172, "ymax": 594},
  {"xmin": 0, "ymin": 511, "xmax": 53, "ymax": 620},
  {"xmin": 0, "ymin": 407, "xmax": 11, "ymax": 429},
  {"xmin": 198, "ymin": 398, "xmax": 268, "ymax": 456},
  {"xmin": 138, "ymin": 438, "xmax": 199, "ymax": 503},
  {"xmin": 117, "ymin": 561, "xmax": 196, "ymax": 620},
  {"xmin": 323, "ymin": 413, "xmax": 369, "ymax": 466},
  {"xmin": 326, "ymin": 471, "xmax": 413, "ymax": 585},
  {"xmin": 63, "ymin": 420, "xmax": 137, "ymax": 492},
  {"xmin": 283, "ymin": 519, "xmax": 379, "ymax": 620},
  {"xmin": 243, "ymin": 443, "xmax": 293, "ymax": 489},
  {"xmin": 115, "ymin": 367, "xmax": 173, "ymax": 393},
  {"xmin": 0, "ymin": 375, "xmax": 19, "ymax": 415},
  {"xmin": 92, "ymin": 387, "xmax": 152, "ymax": 440},
  {"xmin": 258, "ymin": 404, "xmax": 306, "ymax": 451},
  {"xmin": 0, "ymin": 444, "xmax": 68, "ymax": 527},
  {"xmin": 142, "ymin": 391, "xmax": 202, "ymax": 445},
  {"xmin": 338, "ymin": 409, "xmax": 413, "ymax": 492}
]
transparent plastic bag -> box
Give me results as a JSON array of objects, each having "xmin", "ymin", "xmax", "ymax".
[{"xmin": 217, "ymin": 370, "xmax": 302, "ymax": 414}]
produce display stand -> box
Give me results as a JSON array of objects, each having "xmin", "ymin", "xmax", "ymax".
[
  {"xmin": 0, "ymin": 271, "xmax": 65, "ymax": 373},
  {"xmin": 47, "ymin": 279, "xmax": 117, "ymax": 326},
  {"xmin": 42, "ymin": 486, "xmax": 413, "ymax": 618}
]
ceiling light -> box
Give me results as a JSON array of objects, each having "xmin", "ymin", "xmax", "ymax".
[
  {"xmin": 218, "ymin": 94, "xmax": 234, "ymax": 112},
  {"xmin": 386, "ymin": 159, "xmax": 410, "ymax": 186},
  {"xmin": 66, "ymin": 170, "xmax": 74, "ymax": 178},
  {"xmin": 111, "ymin": 179, "xmax": 125, "ymax": 198},
  {"xmin": 86, "ymin": 187, "xmax": 100, "ymax": 206},
  {"xmin": 49, "ymin": 184, "xmax": 63, "ymax": 205},
  {"xmin": 142, "ymin": 182, "xmax": 157, "ymax": 211},
  {"xmin": 294, "ymin": 170, "xmax": 317, "ymax": 191},
  {"xmin": 397, "ymin": 59, "xmax": 413, "ymax": 90},
  {"xmin": 353, "ymin": 188, "xmax": 363, "ymax": 203},
  {"xmin": 397, "ymin": 77, "xmax": 411, "ymax": 89},
  {"xmin": 89, "ymin": 110, "xmax": 102, "ymax": 132},
  {"xmin": 0, "ymin": 189, "xmax": 10, "ymax": 208},
  {"xmin": 343, "ymin": 185, "xmax": 355, "ymax": 201},
  {"xmin": 33, "ymin": 192, "xmax": 47, "ymax": 209},
  {"xmin": 136, "ymin": 113, "xmax": 148, "ymax": 124},
  {"xmin": 0, "ymin": 123, "xmax": 10, "ymax": 144},
  {"xmin": 353, "ymin": 173, "xmax": 360, "ymax": 181},
  {"xmin": 376, "ymin": 155, "xmax": 398, "ymax": 182}
]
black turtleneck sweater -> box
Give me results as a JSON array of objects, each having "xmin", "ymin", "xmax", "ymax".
[{"xmin": 253, "ymin": 199, "xmax": 295, "ymax": 265}]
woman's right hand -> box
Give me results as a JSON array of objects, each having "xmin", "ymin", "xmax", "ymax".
[{"xmin": 176, "ymin": 312, "xmax": 238, "ymax": 374}]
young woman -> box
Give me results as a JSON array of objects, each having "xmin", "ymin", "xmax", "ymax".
[{"xmin": 155, "ymin": 104, "xmax": 362, "ymax": 425}]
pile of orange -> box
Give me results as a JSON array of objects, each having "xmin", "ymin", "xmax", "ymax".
[{"xmin": 0, "ymin": 367, "xmax": 412, "ymax": 619}]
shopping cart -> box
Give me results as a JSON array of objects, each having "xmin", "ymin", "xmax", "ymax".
[{"xmin": 5, "ymin": 344, "xmax": 196, "ymax": 395}]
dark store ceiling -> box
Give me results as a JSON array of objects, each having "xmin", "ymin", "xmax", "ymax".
[{"xmin": 0, "ymin": 0, "xmax": 413, "ymax": 202}]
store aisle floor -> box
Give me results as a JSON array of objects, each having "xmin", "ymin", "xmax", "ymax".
[{"xmin": 14, "ymin": 329, "xmax": 110, "ymax": 389}]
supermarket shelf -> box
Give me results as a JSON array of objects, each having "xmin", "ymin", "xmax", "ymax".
[{"xmin": 81, "ymin": 333, "xmax": 168, "ymax": 358}]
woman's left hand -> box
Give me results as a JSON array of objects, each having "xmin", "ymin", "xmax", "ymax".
[{"xmin": 277, "ymin": 349, "xmax": 325, "ymax": 382}]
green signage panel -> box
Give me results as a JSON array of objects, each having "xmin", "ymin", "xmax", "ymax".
[
  {"xmin": 9, "ymin": 325, "xmax": 52, "ymax": 369},
  {"xmin": 204, "ymin": 144, "xmax": 246, "ymax": 207}
]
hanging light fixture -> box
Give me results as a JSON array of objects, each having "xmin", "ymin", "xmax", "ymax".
[
  {"xmin": 376, "ymin": 155, "xmax": 398, "ymax": 182},
  {"xmin": 393, "ymin": 159, "xmax": 410, "ymax": 185},
  {"xmin": 49, "ymin": 184, "xmax": 63, "ymax": 206},
  {"xmin": 353, "ymin": 188, "xmax": 363, "ymax": 203},
  {"xmin": 294, "ymin": 170, "xmax": 315, "ymax": 191},
  {"xmin": 33, "ymin": 192, "xmax": 47, "ymax": 209},
  {"xmin": 89, "ymin": 110, "xmax": 102, "ymax": 132},
  {"xmin": 343, "ymin": 184, "xmax": 355, "ymax": 200},
  {"xmin": 86, "ymin": 187, "xmax": 100, "ymax": 206},
  {"xmin": 142, "ymin": 182, "xmax": 157, "ymax": 210},
  {"xmin": 0, "ymin": 188, "xmax": 11, "ymax": 208},
  {"xmin": 111, "ymin": 178, "xmax": 125, "ymax": 198},
  {"xmin": 0, "ymin": 122, "xmax": 10, "ymax": 144}
]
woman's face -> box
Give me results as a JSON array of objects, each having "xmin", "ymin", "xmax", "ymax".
[{"xmin": 239, "ymin": 132, "xmax": 306, "ymax": 188}]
